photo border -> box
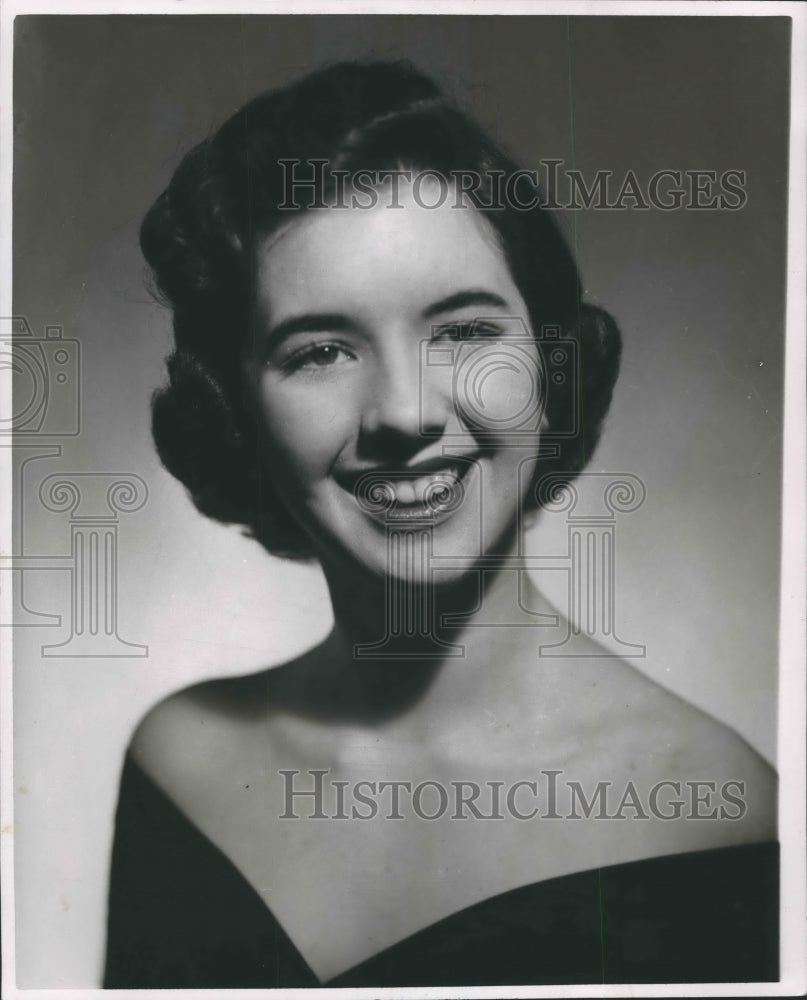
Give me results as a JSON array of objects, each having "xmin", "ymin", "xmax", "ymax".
[{"xmin": 1, "ymin": 2, "xmax": 804, "ymax": 997}]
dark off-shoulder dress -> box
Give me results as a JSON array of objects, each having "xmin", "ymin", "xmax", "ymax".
[{"xmin": 103, "ymin": 754, "xmax": 779, "ymax": 988}]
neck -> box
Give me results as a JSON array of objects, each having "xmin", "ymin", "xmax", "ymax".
[{"xmin": 317, "ymin": 528, "xmax": 542, "ymax": 723}]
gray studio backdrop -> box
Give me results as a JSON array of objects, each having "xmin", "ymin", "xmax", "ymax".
[{"xmin": 12, "ymin": 14, "xmax": 789, "ymax": 986}]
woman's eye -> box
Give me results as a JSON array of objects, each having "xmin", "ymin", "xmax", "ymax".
[
  {"xmin": 301, "ymin": 344, "xmax": 346, "ymax": 367},
  {"xmin": 278, "ymin": 342, "xmax": 355, "ymax": 373},
  {"xmin": 434, "ymin": 320, "xmax": 504, "ymax": 342}
]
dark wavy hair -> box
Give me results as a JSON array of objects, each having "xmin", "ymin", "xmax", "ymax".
[{"xmin": 141, "ymin": 60, "xmax": 622, "ymax": 559}]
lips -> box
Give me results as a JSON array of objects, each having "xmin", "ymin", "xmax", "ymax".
[
  {"xmin": 338, "ymin": 454, "xmax": 480, "ymax": 519},
  {"xmin": 376, "ymin": 470, "xmax": 456, "ymax": 505}
]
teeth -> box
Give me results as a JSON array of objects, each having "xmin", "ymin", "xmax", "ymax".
[
  {"xmin": 382, "ymin": 469, "xmax": 462, "ymax": 506},
  {"xmin": 395, "ymin": 480, "xmax": 416, "ymax": 504}
]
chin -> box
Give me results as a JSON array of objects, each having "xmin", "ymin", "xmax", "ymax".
[{"xmin": 319, "ymin": 512, "xmax": 520, "ymax": 592}]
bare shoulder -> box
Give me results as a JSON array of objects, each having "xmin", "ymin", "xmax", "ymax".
[
  {"xmin": 127, "ymin": 649, "xmax": 321, "ymax": 805},
  {"xmin": 570, "ymin": 654, "xmax": 777, "ymax": 842}
]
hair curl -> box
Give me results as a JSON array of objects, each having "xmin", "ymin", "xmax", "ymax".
[{"xmin": 142, "ymin": 60, "xmax": 622, "ymax": 559}]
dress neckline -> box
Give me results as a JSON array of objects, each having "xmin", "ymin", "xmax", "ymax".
[{"xmin": 119, "ymin": 754, "xmax": 778, "ymax": 986}]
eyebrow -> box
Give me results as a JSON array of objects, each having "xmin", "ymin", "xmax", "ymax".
[
  {"xmin": 422, "ymin": 289, "xmax": 511, "ymax": 318},
  {"xmin": 263, "ymin": 289, "xmax": 512, "ymax": 348}
]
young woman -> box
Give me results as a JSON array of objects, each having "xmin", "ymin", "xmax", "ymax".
[{"xmin": 104, "ymin": 61, "xmax": 777, "ymax": 988}]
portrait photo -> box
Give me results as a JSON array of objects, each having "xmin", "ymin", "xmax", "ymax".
[{"xmin": 2, "ymin": 3, "xmax": 805, "ymax": 995}]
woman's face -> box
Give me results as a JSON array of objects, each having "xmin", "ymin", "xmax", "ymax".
[{"xmin": 245, "ymin": 182, "xmax": 544, "ymax": 581}]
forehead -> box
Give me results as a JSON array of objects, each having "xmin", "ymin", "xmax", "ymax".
[{"xmin": 254, "ymin": 187, "xmax": 521, "ymax": 321}]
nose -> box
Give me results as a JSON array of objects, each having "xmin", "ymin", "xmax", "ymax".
[{"xmin": 360, "ymin": 342, "xmax": 448, "ymax": 451}]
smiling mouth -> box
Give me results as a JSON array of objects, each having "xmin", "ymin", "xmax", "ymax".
[{"xmin": 346, "ymin": 459, "xmax": 479, "ymax": 522}]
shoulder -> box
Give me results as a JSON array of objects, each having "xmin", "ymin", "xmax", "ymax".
[
  {"xmin": 640, "ymin": 672, "xmax": 776, "ymax": 839},
  {"xmin": 554, "ymin": 652, "xmax": 777, "ymax": 843},
  {"xmin": 127, "ymin": 651, "xmax": 321, "ymax": 809}
]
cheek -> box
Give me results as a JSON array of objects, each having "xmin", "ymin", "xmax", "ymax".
[
  {"xmin": 451, "ymin": 344, "xmax": 545, "ymax": 436},
  {"xmin": 255, "ymin": 382, "xmax": 356, "ymax": 483}
]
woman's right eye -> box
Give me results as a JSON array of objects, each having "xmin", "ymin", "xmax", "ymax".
[{"xmin": 271, "ymin": 341, "xmax": 356, "ymax": 374}]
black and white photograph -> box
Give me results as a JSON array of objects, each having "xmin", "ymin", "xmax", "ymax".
[{"xmin": 2, "ymin": 2, "xmax": 805, "ymax": 995}]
